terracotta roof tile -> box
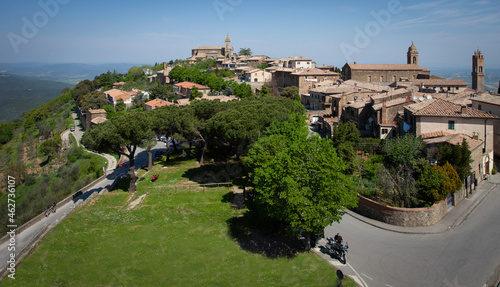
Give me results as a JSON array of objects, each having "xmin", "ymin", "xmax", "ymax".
[
  {"xmin": 349, "ymin": 63, "xmax": 429, "ymax": 72},
  {"xmin": 174, "ymin": 81, "xmax": 210, "ymax": 90},
  {"xmin": 413, "ymin": 78, "xmax": 467, "ymax": 86},
  {"xmin": 407, "ymin": 98, "xmax": 498, "ymax": 119}
]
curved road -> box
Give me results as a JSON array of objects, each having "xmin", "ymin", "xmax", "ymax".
[
  {"xmin": 0, "ymin": 113, "xmax": 170, "ymax": 275},
  {"xmin": 322, "ymin": 177, "xmax": 500, "ymax": 287}
]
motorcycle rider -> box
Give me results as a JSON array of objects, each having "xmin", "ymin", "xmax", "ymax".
[{"xmin": 334, "ymin": 233, "xmax": 343, "ymax": 250}]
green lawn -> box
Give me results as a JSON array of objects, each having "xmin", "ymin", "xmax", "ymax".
[{"xmin": 2, "ymin": 158, "xmax": 354, "ymax": 287}]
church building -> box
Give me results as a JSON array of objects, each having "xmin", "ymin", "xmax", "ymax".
[
  {"xmin": 341, "ymin": 43, "xmax": 431, "ymax": 83},
  {"xmin": 189, "ymin": 35, "xmax": 234, "ymax": 60}
]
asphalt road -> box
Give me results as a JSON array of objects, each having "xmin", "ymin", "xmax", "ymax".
[
  {"xmin": 324, "ymin": 184, "xmax": 500, "ymax": 287},
  {"xmin": 0, "ymin": 113, "xmax": 172, "ymax": 274}
]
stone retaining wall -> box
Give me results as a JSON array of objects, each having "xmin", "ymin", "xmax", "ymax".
[{"xmin": 353, "ymin": 195, "xmax": 449, "ymax": 227}]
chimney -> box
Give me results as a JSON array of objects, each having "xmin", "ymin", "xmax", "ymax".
[
  {"xmin": 473, "ymin": 132, "xmax": 479, "ymax": 140},
  {"xmin": 461, "ymin": 106, "xmax": 467, "ymax": 114},
  {"xmin": 353, "ymin": 61, "xmax": 357, "ymax": 64},
  {"xmin": 381, "ymin": 101, "xmax": 387, "ymax": 124}
]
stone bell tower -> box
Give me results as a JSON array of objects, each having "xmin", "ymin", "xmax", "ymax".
[
  {"xmin": 407, "ymin": 42, "xmax": 419, "ymax": 66},
  {"xmin": 224, "ymin": 34, "xmax": 233, "ymax": 58},
  {"xmin": 472, "ymin": 49, "xmax": 485, "ymax": 93}
]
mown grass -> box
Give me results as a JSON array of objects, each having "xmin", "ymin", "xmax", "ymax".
[{"xmin": 2, "ymin": 158, "xmax": 355, "ymax": 287}]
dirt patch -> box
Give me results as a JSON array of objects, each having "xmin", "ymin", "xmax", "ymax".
[
  {"xmin": 129, "ymin": 225, "xmax": 142, "ymax": 230},
  {"xmin": 126, "ymin": 193, "xmax": 148, "ymax": 210}
]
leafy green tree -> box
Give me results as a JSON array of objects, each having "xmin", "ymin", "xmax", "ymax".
[
  {"xmin": 417, "ymin": 163, "xmax": 445, "ymax": 203},
  {"xmin": 81, "ymin": 91, "xmax": 109, "ymax": 111},
  {"xmin": 81, "ymin": 112, "xmax": 153, "ymax": 192},
  {"xmin": 40, "ymin": 137, "xmax": 61, "ymax": 162},
  {"xmin": 115, "ymin": 99, "xmax": 127, "ymax": 112},
  {"xmin": 239, "ymin": 48, "xmax": 252, "ymax": 56},
  {"xmin": 281, "ymin": 86, "xmax": 300, "ymax": 101},
  {"xmin": 245, "ymin": 114, "xmax": 358, "ymax": 250},
  {"xmin": 257, "ymin": 63, "xmax": 269, "ymax": 69},
  {"xmin": 189, "ymin": 86, "xmax": 203, "ymax": 101},
  {"xmin": 332, "ymin": 122, "xmax": 360, "ymax": 172},
  {"xmin": 150, "ymin": 83, "xmax": 175, "ymax": 101},
  {"xmin": 234, "ymin": 82, "xmax": 253, "ymax": 98},
  {"xmin": 438, "ymin": 138, "xmax": 472, "ymax": 182},
  {"xmin": 73, "ymin": 80, "xmax": 95, "ymax": 105},
  {"xmin": 258, "ymin": 84, "xmax": 272, "ymax": 97},
  {"xmin": 382, "ymin": 133, "xmax": 425, "ymax": 168}
]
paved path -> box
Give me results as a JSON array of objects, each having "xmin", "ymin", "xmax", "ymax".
[{"xmin": 320, "ymin": 174, "xmax": 500, "ymax": 287}]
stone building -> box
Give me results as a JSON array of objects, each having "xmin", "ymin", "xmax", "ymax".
[
  {"xmin": 341, "ymin": 43, "xmax": 431, "ymax": 82},
  {"xmin": 404, "ymin": 98, "xmax": 498, "ymax": 180},
  {"xmin": 85, "ymin": 109, "xmax": 107, "ymax": 130},
  {"xmin": 273, "ymin": 68, "xmax": 340, "ymax": 94},
  {"xmin": 470, "ymin": 93, "xmax": 500, "ymax": 157},
  {"xmin": 472, "ymin": 49, "xmax": 485, "ymax": 92},
  {"xmin": 173, "ymin": 82, "xmax": 210, "ymax": 98},
  {"xmin": 190, "ymin": 34, "xmax": 234, "ymax": 60}
]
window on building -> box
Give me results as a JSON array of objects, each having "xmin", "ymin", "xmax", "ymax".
[
  {"xmin": 380, "ymin": 76, "xmax": 384, "ymax": 82},
  {"xmin": 382, "ymin": 128, "xmax": 388, "ymax": 134},
  {"xmin": 368, "ymin": 76, "xmax": 372, "ymax": 82},
  {"xmin": 448, "ymin": 120, "xmax": 455, "ymax": 130},
  {"xmin": 478, "ymin": 104, "xmax": 482, "ymax": 110},
  {"xmin": 479, "ymin": 66, "xmax": 483, "ymax": 73},
  {"xmin": 393, "ymin": 75, "xmax": 396, "ymax": 82}
]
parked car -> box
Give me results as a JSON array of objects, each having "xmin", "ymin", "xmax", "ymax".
[{"xmin": 70, "ymin": 126, "xmax": 75, "ymax": 132}]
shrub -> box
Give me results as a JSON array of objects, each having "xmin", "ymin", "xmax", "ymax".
[{"xmin": 24, "ymin": 173, "xmax": 37, "ymax": 186}]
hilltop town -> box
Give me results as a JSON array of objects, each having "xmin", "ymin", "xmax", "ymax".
[{"xmin": 1, "ymin": 35, "xmax": 500, "ymax": 286}]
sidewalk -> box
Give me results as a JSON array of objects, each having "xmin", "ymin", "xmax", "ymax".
[{"xmin": 347, "ymin": 173, "xmax": 500, "ymax": 234}]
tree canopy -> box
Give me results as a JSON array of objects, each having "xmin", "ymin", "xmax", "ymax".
[
  {"xmin": 81, "ymin": 111, "xmax": 153, "ymax": 192},
  {"xmin": 245, "ymin": 114, "xmax": 358, "ymax": 249},
  {"xmin": 239, "ymin": 48, "xmax": 252, "ymax": 56}
]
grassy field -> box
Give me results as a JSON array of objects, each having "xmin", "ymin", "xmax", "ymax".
[{"xmin": 2, "ymin": 158, "xmax": 354, "ymax": 287}]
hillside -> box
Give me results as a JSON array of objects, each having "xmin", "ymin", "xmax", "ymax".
[
  {"xmin": 0, "ymin": 62, "xmax": 141, "ymax": 85},
  {"xmin": 0, "ymin": 74, "xmax": 72, "ymax": 123}
]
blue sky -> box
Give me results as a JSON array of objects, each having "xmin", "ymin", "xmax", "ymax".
[{"xmin": 1, "ymin": 0, "xmax": 500, "ymax": 69}]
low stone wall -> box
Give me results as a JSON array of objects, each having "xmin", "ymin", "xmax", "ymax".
[{"xmin": 353, "ymin": 195, "xmax": 448, "ymax": 227}]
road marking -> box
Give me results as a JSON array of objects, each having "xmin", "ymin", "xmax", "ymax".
[
  {"xmin": 347, "ymin": 261, "xmax": 369, "ymax": 287},
  {"xmin": 362, "ymin": 273, "xmax": 374, "ymax": 280}
]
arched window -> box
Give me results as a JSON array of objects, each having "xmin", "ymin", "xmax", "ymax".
[
  {"xmin": 479, "ymin": 66, "xmax": 483, "ymax": 73},
  {"xmin": 474, "ymin": 66, "xmax": 477, "ymax": 73},
  {"xmin": 413, "ymin": 56, "xmax": 417, "ymax": 64},
  {"xmin": 380, "ymin": 76, "xmax": 384, "ymax": 82},
  {"xmin": 368, "ymin": 76, "xmax": 372, "ymax": 82},
  {"xmin": 392, "ymin": 75, "xmax": 396, "ymax": 82}
]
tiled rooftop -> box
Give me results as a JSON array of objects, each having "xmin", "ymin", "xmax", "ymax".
[{"xmin": 406, "ymin": 98, "xmax": 498, "ymax": 119}]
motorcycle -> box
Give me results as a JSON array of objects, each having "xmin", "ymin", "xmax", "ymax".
[{"xmin": 325, "ymin": 237, "xmax": 348, "ymax": 264}]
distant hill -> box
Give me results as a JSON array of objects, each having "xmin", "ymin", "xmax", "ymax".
[
  {"xmin": 0, "ymin": 74, "xmax": 72, "ymax": 122},
  {"xmin": 0, "ymin": 62, "xmax": 143, "ymax": 85}
]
